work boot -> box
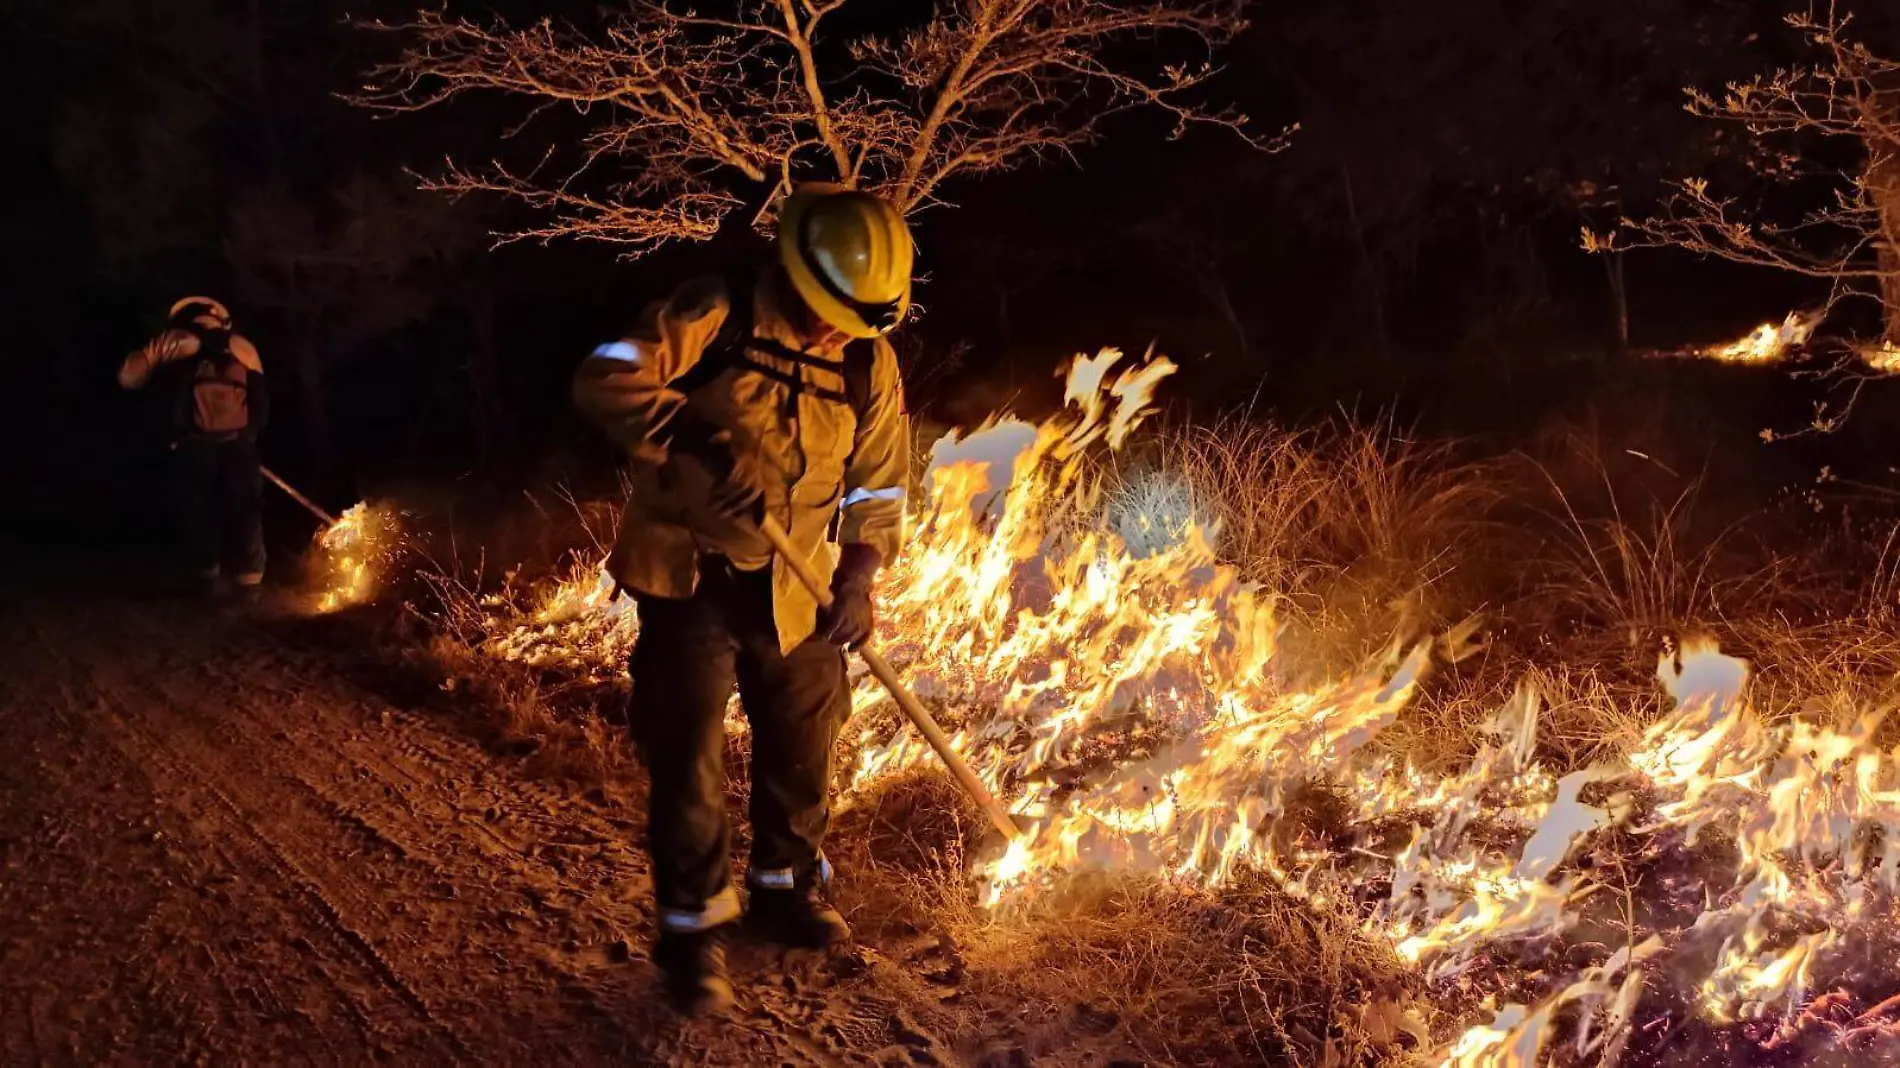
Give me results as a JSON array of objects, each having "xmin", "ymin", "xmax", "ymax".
[
  {"xmin": 744, "ymin": 882, "xmax": 852, "ymax": 949},
  {"xmin": 653, "ymin": 929, "xmax": 735, "ymax": 1016}
]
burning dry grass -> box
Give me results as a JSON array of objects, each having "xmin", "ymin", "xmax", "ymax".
[
  {"xmin": 831, "ymin": 771, "xmax": 1418, "ymax": 1066},
  {"xmin": 1687, "ymin": 312, "xmax": 1818, "ymax": 366},
  {"xmin": 312, "ymin": 501, "xmax": 405, "ymax": 613},
  {"xmin": 372, "ymin": 349, "xmax": 1900, "ymax": 1066}
]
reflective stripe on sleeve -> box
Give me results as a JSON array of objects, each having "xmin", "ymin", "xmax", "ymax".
[
  {"xmin": 841, "ymin": 485, "xmax": 905, "ymax": 509},
  {"xmin": 591, "ymin": 340, "xmax": 646, "ymax": 364}
]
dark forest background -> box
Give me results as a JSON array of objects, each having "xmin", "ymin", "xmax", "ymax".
[{"xmin": 4, "ymin": 0, "xmax": 1896, "ymax": 559}]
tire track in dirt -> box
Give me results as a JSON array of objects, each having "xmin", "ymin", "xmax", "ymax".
[
  {"xmin": 4, "ymin": 593, "xmax": 971, "ymax": 1065},
  {"xmin": 168, "ymin": 648, "xmax": 669, "ymax": 1052},
  {"xmin": 176, "ymin": 612, "xmax": 968, "ymax": 1065},
  {"xmin": 0, "ymin": 612, "xmax": 392, "ymax": 1064},
  {"xmin": 35, "ymin": 608, "xmax": 657, "ymax": 1063},
  {"xmin": 18, "ymin": 612, "xmax": 465, "ymax": 1063}
]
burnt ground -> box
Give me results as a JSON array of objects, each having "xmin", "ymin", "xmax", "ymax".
[{"xmin": 0, "ymin": 578, "xmax": 1052, "ymax": 1067}]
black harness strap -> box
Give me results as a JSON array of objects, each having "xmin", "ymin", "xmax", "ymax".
[
  {"xmin": 667, "ymin": 268, "xmax": 875, "ymax": 416},
  {"xmin": 666, "ymin": 269, "xmax": 757, "ymax": 400},
  {"xmin": 728, "ymin": 354, "xmax": 851, "ymax": 406}
]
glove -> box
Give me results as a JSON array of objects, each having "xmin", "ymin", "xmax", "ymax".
[{"xmin": 821, "ymin": 543, "xmax": 882, "ymax": 648}]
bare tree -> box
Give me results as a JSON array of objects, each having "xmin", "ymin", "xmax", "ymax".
[
  {"xmin": 1611, "ymin": 4, "xmax": 1900, "ymax": 345},
  {"xmin": 356, "ymin": 0, "xmax": 1271, "ymax": 246}
]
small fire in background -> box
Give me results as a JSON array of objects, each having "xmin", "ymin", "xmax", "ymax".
[
  {"xmin": 314, "ymin": 502, "xmax": 401, "ymax": 612},
  {"xmin": 1689, "ymin": 311, "xmax": 1815, "ymax": 365},
  {"xmin": 1861, "ymin": 339, "xmax": 1900, "ymax": 374}
]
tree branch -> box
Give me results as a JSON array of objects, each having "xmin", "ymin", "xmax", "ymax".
[{"xmin": 357, "ymin": 0, "xmax": 1263, "ymax": 248}]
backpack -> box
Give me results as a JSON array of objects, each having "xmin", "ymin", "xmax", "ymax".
[
  {"xmin": 669, "ymin": 268, "xmax": 877, "ymax": 417},
  {"xmin": 172, "ymin": 329, "xmax": 252, "ymax": 439}
]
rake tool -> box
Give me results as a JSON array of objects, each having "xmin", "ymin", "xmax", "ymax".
[
  {"xmin": 261, "ymin": 465, "xmax": 339, "ymax": 528},
  {"xmin": 756, "ymin": 515, "xmax": 1023, "ymax": 841}
]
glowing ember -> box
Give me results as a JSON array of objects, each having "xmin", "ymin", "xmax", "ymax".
[
  {"xmin": 1690, "ymin": 312, "xmax": 1815, "ymax": 365},
  {"xmin": 314, "ymin": 502, "xmax": 400, "ymax": 612}
]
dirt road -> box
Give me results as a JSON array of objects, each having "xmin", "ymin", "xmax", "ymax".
[{"xmin": 0, "ymin": 586, "xmax": 969, "ymax": 1066}]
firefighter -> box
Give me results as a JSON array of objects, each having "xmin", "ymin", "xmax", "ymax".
[
  {"xmin": 573, "ymin": 185, "xmax": 912, "ymax": 1014},
  {"xmin": 118, "ymin": 297, "xmax": 269, "ymax": 596}
]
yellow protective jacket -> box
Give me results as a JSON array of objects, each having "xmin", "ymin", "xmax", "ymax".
[{"xmin": 573, "ymin": 268, "xmax": 909, "ymax": 653}]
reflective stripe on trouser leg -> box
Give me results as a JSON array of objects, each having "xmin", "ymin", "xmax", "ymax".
[
  {"xmin": 659, "ymin": 885, "xmax": 741, "ymax": 933},
  {"xmin": 749, "ymin": 866, "xmax": 795, "ymax": 890},
  {"xmin": 748, "ymin": 851, "xmax": 832, "ymax": 892}
]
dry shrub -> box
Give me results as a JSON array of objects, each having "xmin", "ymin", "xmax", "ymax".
[
  {"xmin": 411, "ymin": 606, "xmax": 634, "ymax": 788},
  {"xmin": 1725, "ymin": 616, "xmax": 1900, "ymax": 730},
  {"xmin": 954, "ymin": 872, "xmax": 1418, "ymax": 1067},
  {"xmin": 829, "ymin": 770, "xmax": 985, "ymax": 941},
  {"xmin": 1521, "ymin": 468, "xmax": 1809, "ymax": 640},
  {"xmin": 1109, "ymin": 416, "xmax": 1504, "ymax": 668}
]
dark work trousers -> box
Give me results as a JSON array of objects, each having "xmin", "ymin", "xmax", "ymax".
[
  {"xmin": 175, "ymin": 437, "xmax": 266, "ymax": 583},
  {"xmin": 629, "ymin": 557, "xmax": 849, "ymax": 933}
]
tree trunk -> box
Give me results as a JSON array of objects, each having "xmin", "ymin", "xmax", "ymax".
[
  {"xmin": 1339, "ymin": 163, "xmax": 1391, "ymax": 366},
  {"xmin": 1881, "ymin": 240, "xmax": 1900, "ymax": 347},
  {"xmin": 1604, "ymin": 248, "xmax": 1631, "ymax": 355},
  {"xmin": 1872, "ymin": 88, "xmax": 1900, "ymax": 345},
  {"xmin": 995, "ymin": 283, "xmax": 1012, "ymax": 364},
  {"xmin": 1875, "ymin": 163, "xmax": 1900, "ymax": 345},
  {"xmin": 243, "ymin": 0, "xmax": 285, "ymax": 173},
  {"xmin": 462, "ymin": 278, "xmax": 508, "ymax": 465},
  {"xmin": 1201, "ymin": 265, "xmax": 1253, "ymax": 366},
  {"xmin": 290, "ymin": 332, "xmax": 335, "ymax": 479}
]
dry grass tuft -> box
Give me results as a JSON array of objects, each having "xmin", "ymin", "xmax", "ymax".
[
  {"xmin": 954, "ymin": 871, "xmax": 1419, "ymax": 1066},
  {"xmin": 829, "ymin": 770, "xmax": 985, "ymax": 942},
  {"xmin": 1522, "ymin": 469, "xmax": 1809, "ymax": 641},
  {"xmin": 1108, "ymin": 417, "xmax": 1505, "ymax": 670},
  {"xmin": 411, "ymin": 616, "xmax": 634, "ymax": 788}
]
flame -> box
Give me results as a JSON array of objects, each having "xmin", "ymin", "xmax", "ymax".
[
  {"xmin": 443, "ymin": 347, "xmax": 1900, "ymax": 1057},
  {"xmin": 1862, "ymin": 339, "xmax": 1900, "ymax": 374},
  {"xmin": 314, "ymin": 502, "xmax": 399, "ymax": 612},
  {"xmin": 480, "ymin": 562, "xmax": 638, "ymax": 678},
  {"xmin": 1688, "ymin": 312, "xmax": 1815, "ymax": 365}
]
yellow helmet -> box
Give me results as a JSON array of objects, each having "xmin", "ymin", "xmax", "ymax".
[
  {"xmin": 168, "ymin": 296, "xmax": 232, "ymax": 329},
  {"xmin": 778, "ymin": 184, "xmax": 914, "ymax": 339}
]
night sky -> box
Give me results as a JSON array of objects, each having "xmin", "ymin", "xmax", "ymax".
[{"xmin": 0, "ymin": 0, "xmax": 1886, "ymax": 548}]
